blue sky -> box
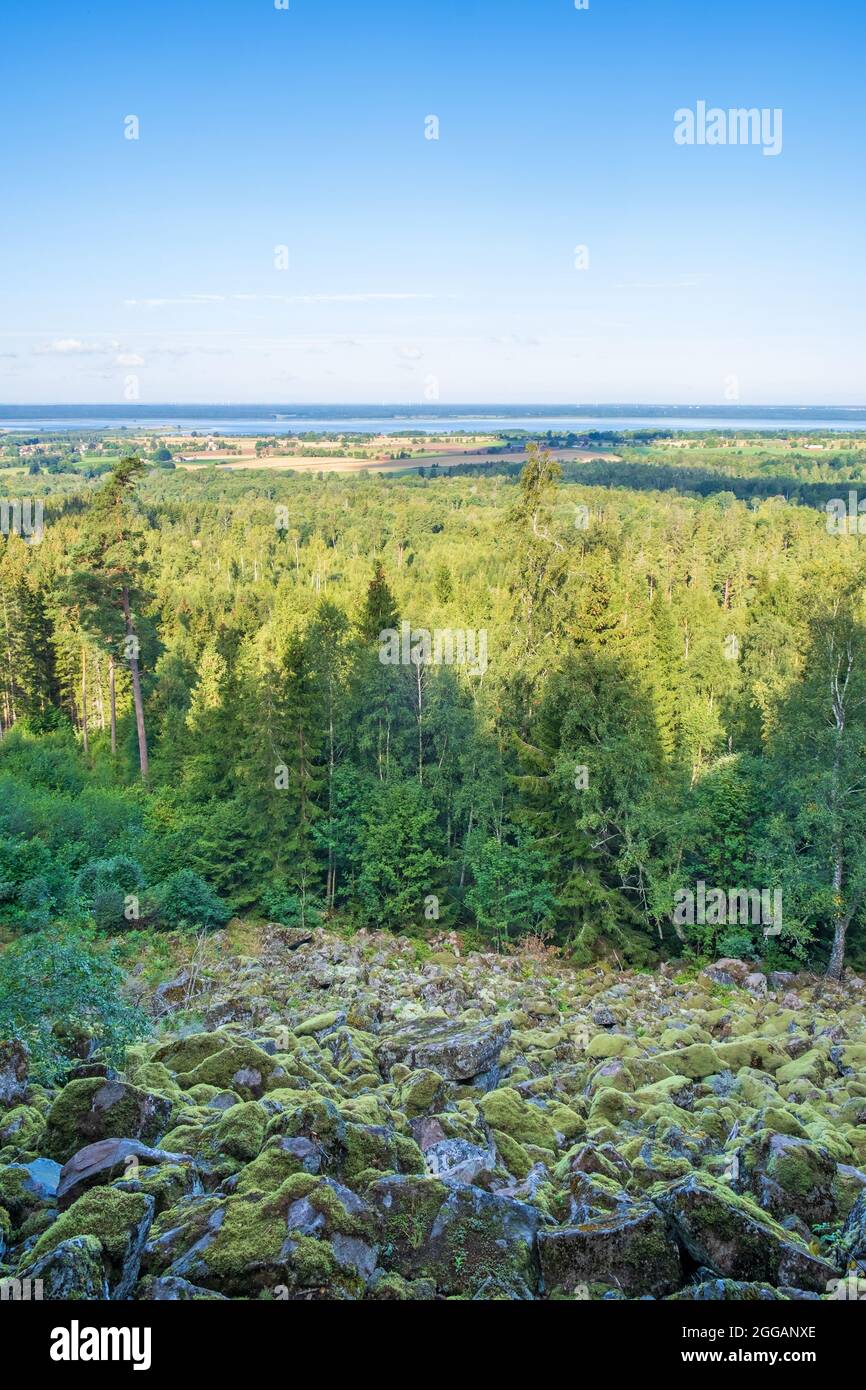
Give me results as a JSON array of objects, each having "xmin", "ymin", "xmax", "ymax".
[{"xmin": 1, "ymin": 0, "xmax": 863, "ymax": 404}]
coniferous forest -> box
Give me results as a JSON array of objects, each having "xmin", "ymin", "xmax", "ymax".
[{"xmin": 3, "ymin": 441, "xmax": 866, "ymax": 975}]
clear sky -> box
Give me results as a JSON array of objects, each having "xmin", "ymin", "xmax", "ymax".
[{"xmin": 1, "ymin": 0, "xmax": 864, "ymax": 405}]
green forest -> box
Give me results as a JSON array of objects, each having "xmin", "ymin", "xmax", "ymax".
[{"xmin": 3, "ymin": 436, "xmax": 866, "ymax": 993}]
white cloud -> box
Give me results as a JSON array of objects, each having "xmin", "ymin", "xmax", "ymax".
[
  {"xmin": 35, "ymin": 338, "xmax": 104, "ymax": 355},
  {"xmin": 122, "ymin": 292, "xmax": 438, "ymax": 308},
  {"xmin": 116, "ymin": 353, "xmax": 145, "ymax": 367}
]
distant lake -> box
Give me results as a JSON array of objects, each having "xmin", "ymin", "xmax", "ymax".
[{"xmin": 2, "ymin": 405, "xmax": 866, "ymax": 436}]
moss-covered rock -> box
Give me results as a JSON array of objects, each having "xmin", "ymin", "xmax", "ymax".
[
  {"xmin": 18, "ymin": 1234, "xmax": 108, "ymax": 1300},
  {"xmin": 43, "ymin": 1079, "xmax": 173, "ymax": 1163},
  {"xmin": 392, "ymin": 1069, "xmax": 448, "ymax": 1119},
  {"xmin": 376, "ymin": 1016, "xmax": 511, "ymax": 1082},
  {"xmin": 369, "ymin": 1174, "xmax": 541, "ymax": 1296},
  {"xmin": 478, "ymin": 1087, "xmax": 557, "ymax": 1151},
  {"xmin": 539, "ymin": 1204, "xmax": 682, "ymax": 1298},
  {"xmin": 214, "ymin": 1102, "xmax": 267, "ymax": 1163},
  {"xmin": 0, "ymin": 1105, "xmax": 45, "ymax": 1152},
  {"xmin": 653, "ymin": 1173, "xmax": 837, "ymax": 1293},
  {"xmin": 28, "ymin": 1187, "xmax": 155, "ymax": 1298},
  {"xmin": 152, "ymin": 1032, "xmax": 233, "ymax": 1075},
  {"xmin": 175, "ymin": 1042, "xmax": 284, "ymax": 1099}
]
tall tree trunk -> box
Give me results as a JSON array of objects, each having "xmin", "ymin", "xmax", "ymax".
[
  {"xmin": 121, "ymin": 588, "xmax": 149, "ymax": 783},
  {"xmin": 94, "ymin": 654, "xmax": 105, "ymax": 730},
  {"xmin": 826, "ymin": 624, "xmax": 853, "ymax": 978},
  {"xmin": 109, "ymin": 655, "xmax": 117, "ymax": 756},
  {"xmin": 81, "ymin": 647, "xmax": 89, "ymax": 754},
  {"xmin": 327, "ymin": 693, "xmax": 336, "ymax": 911},
  {"xmin": 827, "ymin": 850, "xmax": 848, "ymax": 980},
  {"xmin": 415, "ymin": 661, "xmax": 424, "ymax": 785},
  {"xmin": 1, "ymin": 590, "xmax": 18, "ymax": 727}
]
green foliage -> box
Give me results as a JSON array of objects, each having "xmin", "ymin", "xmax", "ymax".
[
  {"xmin": 146, "ymin": 869, "xmax": 231, "ymax": 931},
  {"xmin": 353, "ymin": 779, "xmax": 446, "ymax": 933},
  {"xmin": 464, "ymin": 832, "xmax": 555, "ymax": 950},
  {"xmin": 0, "ymin": 833, "xmax": 70, "ymax": 932},
  {"xmin": 3, "ymin": 435, "xmax": 866, "ymax": 974},
  {"xmin": 0, "ymin": 928, "xmax": 148, "ymax": 1081},
  {"xmin": 74, "ymin": 855, "xmax": 144, "ymax": 931}
]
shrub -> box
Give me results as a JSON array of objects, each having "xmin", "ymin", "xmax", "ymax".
[
  {"xmin": 0, "ymin": 833, "xmax": 69, "ymax": 932},
  {"xmin": 716, "ymin": 927, "xmax": 757, "ymax": 960},
  {"xmin": 148, "ymin": 869, "xmax": 230, "ymax": 930},
  {"xmin": 0, "ymin": 929, "xmax": 149, "ymax": 1082},
  {"xmin": 259, "ymin": 878, "xmax": 323, "ymax": 930},
  {"xmin": 74, "ymin": 856, "xmax": 144, "ymax": 932}
]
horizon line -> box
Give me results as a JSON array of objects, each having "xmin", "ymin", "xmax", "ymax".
[{"xmin": 2, "ymin": 403, "xmax": 866, "ymax": 413}]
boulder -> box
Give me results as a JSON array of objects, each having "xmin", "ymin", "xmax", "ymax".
[
  {"xmin": 701, "ymin": 959, "xmax": 752, "ymax": 988},
  {"xmin": 840, "ymin": 1190, "xmax": 866, "ymax": 1272},
  {"xmin": 0, "ymin": 1104, "xmax": 44, "ymax": 1150},
  {"xmin": 150, "ymin": 1174, "xmax": 381, "ymax": 1299},
  {"xmin": 743, "ymin": 1134, "xmax": 838, "ymax": 1225},
  {"xmin": 174, "ymin": 1042, "xmax": 284, "ymax": 1099},
  {"xmin": 0, "ymin": 1040, "xmax": 29, "ymax": 1107},
  {"xmin": 28, "ymin": 1188, "xmax": 155, "ymax": 1299},
  {"xmin": 7, "ymin": 1157, "xmax": 61, "ymax": 1201},
  {"xmin": 19, "ymin": 1235, "xmax": 108, "ymax": 1300},
  {"xmin": 478, "ymin": 1087, "xmax": 558, "ymax": 1150},
  {"xmin": 423, "ymin": 1138, "xmax": 497, "ymax": 1185},
  {"xmin": 369, "ymin": 1174, "xmax": 541, "ymax": 1296},
  {"xmin": 654, "ymin": 1173, "xmax": 837, "ymax": 1293},
  {"xmin": 137, "ymin": 1275, "xmax": 228, "ymax": 1300},
  {"xmin": 745, "ymin": 973, "xmax": 768, "ymax": 997},
  {"xmin": 376, "ymin": 1016, "xmax": 511, "ymax": 1082},
  {"xmin": 538, "ymin": 1204, "xmax": 682, "ymax": 1297},
  {"xmin": 667, "ymin": 1279, "xmax": 787, "ymax": 1301},
  {"xmin": 57, "ymin": 1138, "xmax": 194, "ymax": 1209},
  {"xmin": 44, "ymin": 1079, "xmax": 173, "ymax": 1163}
]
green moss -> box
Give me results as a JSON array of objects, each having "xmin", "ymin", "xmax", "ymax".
[
  {"xmin": 114, "ymin": 1162, "xmax": 192, "ymax": 1215},
  {"xmin": 714, "ymin": 1039, "xmax": 786, "ymax": 1074},
  {"xmin": 546, "ymin": 1103, "xmax": 584, "ymax": 1141},
  {"xmin": 491, "ymin": 1129, "xmax": 533, "ymax": 1180},
  {"xmin": 124, "ymin": 1062, "xmax": 181, "ymax": 1099},
  {"xmin": 214, "ymin": 1102, "xmax": 267, "ymax": 1162},
  {"xmin": 295, "ymin": 1011, "xmax": 345, "ymax": 1037},
  {"xmin": 185, "ymin": 1085, "xmax": 228, "ymax": 1105},
  {"xmin": 393, "ymin": 1069, "xmax": 447, "ymax": 1119},
  {"xmin": 478, "ymin": 1088, "xmax": 557, "ymax": 1150},
  {"xmin": 235, "ymin": 1141, "xmax": 315, "ymax": 1195},
  {"xmin": 42, "ymin": 1080, "xmax": 103, "ymax": 1161},
  {"xmin": 30, "ymin": 1187, "xmax": 152, "ymax": 1265},
  {"xmin": 342, "ymin": 1122, "xmax": 424, "ymax": 1183},
  {"xmin": 175, "ymin": 1043, "xmax": 281, "ymax": 1097},
  {"xmin": 339, "ymin": 1094, "xmax": 390, "ymax": 1127},
  {"xmin": 585, "ymin": 1034, "xmax": 629, "ymax": 1059},
  {"xmin": 775, "ymin": 1050, "xmax": 829, "ymax": 1086},
  {"xmin": 0, "ymin": 1106, "xmax": 45, "ymax": 1151},
  {"xmin": 153, "ymin": 1032, "xmax": 233, "ymax": 1074},
  {"xmin": 43, "ymin": 1079, "xmax": 172, "ymax": 1162},
  {"xmin": 202, "ymin": 1190, "xmax": 286, "ymax": 1281},
  {"xmin": 0, "ymin": 1166, "xmax": 46, "ymax": 1225},
  {"xmin": 158, "ymin": 1123, "xmax": 213, "ymax": 1155}
]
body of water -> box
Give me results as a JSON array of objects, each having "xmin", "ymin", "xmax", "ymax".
[{"xmin": 2, "ymin": 405, "xmax": 866, "ymax": 436}]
